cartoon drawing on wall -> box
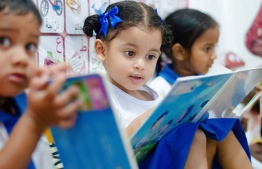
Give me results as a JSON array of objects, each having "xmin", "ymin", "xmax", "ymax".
[
  {"xmin": 44, "ymin": 51, "xmax": 62, "ymax": 66},
  {"xmin": 65, "ymin": 36, "xmax": 88, "ymax": 74},
  {"xmin": 65, "ymin": 0, "xmax": 88, "ymax": 34},
  {"xmin": 68, "ymin": 52, "xmax": 86, "ymax": 74},
  {"xmin": 89, "ymin": 37, "xmax": 105, "ymax": 73},
  {"xmin": 225, "ymin": 52, "xmax": 245, "ymax": 70},
  {"xmin": 89, "ymin": 0, "xmax": 108, "ymax": 15},
  {"xmin": 38, "ymin": 0, "xmax": 64, "ymax": 33},
  {"xmin": 38, "ymin": 36, "xmax": 64, "ymax": 66},
  {"xmin": 246, "ymin": 3, "xmax": 262, "ymax": 58},
  {"xmin": 39, "ymin": 0, "xmax": 63, "ymax": 17},
  {"xmin": 66, "ymin": 0, "xmax": 81, "ymax": 15}
]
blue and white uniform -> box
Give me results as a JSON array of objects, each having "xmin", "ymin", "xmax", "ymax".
[
  {"xmin": 142, "ymin": 64, "xmax": 251, "ymax": 169},
  {"xmin": 0, "ymin": 93, "xmax": 54, "ymax": 169}
]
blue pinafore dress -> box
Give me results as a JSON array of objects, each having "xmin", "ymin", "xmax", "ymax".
[{"xmin": 139, "ymin": 64, "xmax": 251, "ymax": 169}]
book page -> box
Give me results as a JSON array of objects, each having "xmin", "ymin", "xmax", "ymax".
[
  {"xmin": 195, "ymin": 67, "xmax": 262, "ymax": 120},
  {"xmin": 131, "ymin": 72, "xmax": 233, "ymax": 163},
  {"xmin": 51, "ymin": 74, "xmax": 138, "ymax": 169}
]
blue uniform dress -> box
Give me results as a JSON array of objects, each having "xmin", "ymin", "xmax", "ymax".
[
  {"xmin": 140, "ymin": 64, "xmax": 251, "ymax": 169},
  {"xmin": 0, "ymin": 93, "xmax": 36, "ymax": 169}
]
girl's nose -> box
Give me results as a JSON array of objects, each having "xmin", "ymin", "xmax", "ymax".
[
  {"xmin": 211, "ymin": 52, "xmax": 217, "ymax": 60},
  {"xmin": 134, "ymin": 58, "xmax": 145, "ymax": 70}
]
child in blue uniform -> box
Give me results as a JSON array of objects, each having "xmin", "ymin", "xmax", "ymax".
[
  {"xmin": 149, "ymin": 8, "xmax": 252, "ymax": 169},
  {"xmin": 0, "ymin": 0, "xmax": 81, "ymax": 168},
  {"xmin": 83, "ymin": 2, "xmax": 252, "ymax": 169}
]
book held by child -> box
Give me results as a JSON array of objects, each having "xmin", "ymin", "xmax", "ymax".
[
  {"xmin": 131, "ymin": 67, "xmax": 262, "ymax": 163},
  {"xmin": 50, "ymin": 73, "xmax": 138, "ymax": 169}
]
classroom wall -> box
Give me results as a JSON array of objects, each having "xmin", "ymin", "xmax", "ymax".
[
  {"xmin": 34, "ymin": 0, "xmax": 186, "ymax": 74},
  {"xmin": 189, "ymin": 0, "xmax": 262, "ymax": 70},
  {"xmin": 34, "ymin": 0, "xmax": 262, "ymax": 74}
]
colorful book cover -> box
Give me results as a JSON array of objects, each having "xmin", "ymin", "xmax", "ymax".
[
  {"xmin": 51, "ymin": 73, "xmax": 138, "ymax": 169},
  {"xmin": 131, "ymin": 67, "xmax": 262, "ymax": 163}
]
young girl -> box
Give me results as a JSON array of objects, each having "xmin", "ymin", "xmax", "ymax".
[
  {"xmin": 0, "ymin": 0, "xmax": 81, "ymax": 168},
  {"xmin": 83, "ymin": 2, "xmax": 252, "ymax": 169},
  {"xmin": 149, "ymin": 8, "xmax": 252, "ymax": 168}
]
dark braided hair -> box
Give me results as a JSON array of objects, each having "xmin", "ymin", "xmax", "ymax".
[
  {"xmin": 155, "ymin": 8, "xmax": 219, "ymax": 75},
  {"xmin": 83, "ymin": 0, "xmax": 172, "ymax": 53}
]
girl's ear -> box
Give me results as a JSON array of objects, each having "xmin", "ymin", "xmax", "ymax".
[
  {"xmin": 172, "ymin": 43, "xmax": 187, "ymax": 61},
  {"xmin": 94, "ymin": 39, "xmax": 106, "ymax": 61}
]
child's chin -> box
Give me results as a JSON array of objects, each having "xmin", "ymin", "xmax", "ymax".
[{"xmin": 4, "ymin": 87, "xmax": 26, "ymax": 97}]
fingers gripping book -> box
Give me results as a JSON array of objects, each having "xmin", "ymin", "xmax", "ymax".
[
  {"xmin": 50, "ymin": 74, "xmax": 138, "ymax": 169},
  {"xmin": 49, "ymin": 67, "xmax": 262, "ymax": 166}
]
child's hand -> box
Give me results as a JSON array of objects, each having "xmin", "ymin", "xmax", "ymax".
[
  {"xmin": 25, "ymin": 63, "xmax": 81, "ymax": 131},
  {"xmin": 126, "ymin": 106, "xmax": 156, "ymax": 137},
  {"xmin": 240, "ymin": 116, "xmax": 248, "ymax": 132}
]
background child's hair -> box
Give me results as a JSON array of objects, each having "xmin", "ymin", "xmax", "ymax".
[
  {"xmin": 155, "ymin": 8, "xmax": 219, "ymax": 75},
  {"xmin": 83, "ymin": 0, "xmax": 172, "ymax": 52},
  {"xmin": 0, "ymin": 0, "xmax": 42, "ymax": 25},
  {"xmin": 164, "ymin": 8, "xmax": 219, "ymax": 58}
]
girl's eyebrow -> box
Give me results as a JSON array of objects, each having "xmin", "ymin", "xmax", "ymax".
[
  {"xmin": 122, "ymin": 42, "xmax": 161, "ymax": 53},
  {"xmin": 122, "ymin": 42, "xmax": 137, "ymax": 48}
]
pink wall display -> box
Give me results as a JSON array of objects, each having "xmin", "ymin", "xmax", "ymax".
[{"xmin": 35, "ymin": 0, "xmax": 188, "ymax": 74}]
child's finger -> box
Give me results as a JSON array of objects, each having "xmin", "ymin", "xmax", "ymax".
[
  {"xmin": 54, "ymin": 85, "xmax": 79, "ymax": 108},
  {"xmin": 45, "ymin": 74, "xmax": 67, "ymax": 99},
  {"xmin": 29, "ymin": 73, "xmax": 49, "ymax": 92},
  {"xmin": 58, "ymin": 114, "xmax": 78, "ymax": 129},
  {"xmin": 48, "ymin": 63, "xmax": 70, "ymax": 76},
  {"xmin": 57, "ymin": 101, "xmax": 81, "ymax": 128},
  {"xmin": 57, "ymin": 98, "xmax": 81, "ymax": 119}
]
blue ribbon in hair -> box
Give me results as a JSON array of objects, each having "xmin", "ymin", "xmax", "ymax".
[
  {"xmin": 155, "ymin": 9, "xmax": 164, "ymax": 24},
  {"xmin": 98, "ymin": 6, "xmax": 123, "ymax": 36}
]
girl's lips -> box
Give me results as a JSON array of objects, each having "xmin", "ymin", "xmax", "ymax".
[
  {"xmin": 9, "ymin": 73, "xmax": 26, "ymax": 84},
  {"xmin": 129, "ymin": 75, "xmax": 144, "ymax": 84}
]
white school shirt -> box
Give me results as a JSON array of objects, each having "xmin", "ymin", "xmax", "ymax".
[
  {"xmin": 148, "ymin": 76, "xmax": 171, "ymax": 98},
  {"xmin": 108, "ymin": 83, "xmax": 162, "ymax": 128},
  {"xmin": 0, "ymin": 93, "xmax": 54, "ymax": 169},
  {"xmin": 0, "ymin": 123, "xmax": 54, "ymax": 169}
]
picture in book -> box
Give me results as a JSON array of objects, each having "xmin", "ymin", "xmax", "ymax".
[
  {"xmin": 131, "ymin": 67, "xmax": 262, "ymax": 163},
  {"xmin": 195, "ymin": 67, "xmax": 262, "ymax": 120},
  {"xmin": 51, "ymin": 74, "xmax": 138, "ymax": 169}
]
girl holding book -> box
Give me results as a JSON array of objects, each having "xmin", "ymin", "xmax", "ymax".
[
  {"xmin": 149, "ymin": 8, "xmax": 252, "ymax": 168},
  {"xmin": 83, "ymin": 2, "xmax": 252, "ymax": 169}
]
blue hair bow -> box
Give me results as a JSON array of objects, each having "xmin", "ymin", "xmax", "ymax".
[
  {"xmin": 98, "ymin": 6, "xmax": 123, "ymax": 36},
  {"xmin": 155, "ymin": 9, "xmax": 164, "ymax": 24}
]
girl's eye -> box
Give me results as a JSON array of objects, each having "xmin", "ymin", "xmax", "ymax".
[
  {"xmin": 147, "ymin": 55, "xmax": 156, "ymax": 60},
  {"xmin": 125, "ymin": 51, "xmax": 135, "ymax": 57},
  {"xmin": 204, "ymin": 47, "xmax": 211, "ymax": 52},
  {"xmin": 0, "ymin": 37, "xmax": 11, "ymax": 48},
  {"xmin": 26, "ymin": 43, "xmax": 37, "ymax": 53}
]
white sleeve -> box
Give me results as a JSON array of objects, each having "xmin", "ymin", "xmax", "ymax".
[{"xmin": 148, "ymin": 76, "xmax": 172, "ymax": 98}]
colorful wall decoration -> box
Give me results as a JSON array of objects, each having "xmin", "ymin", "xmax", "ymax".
[{"xmin": 33, "ymin": 0, "xmax": 187, "ymax": 74}]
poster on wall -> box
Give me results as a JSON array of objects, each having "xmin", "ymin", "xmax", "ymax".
[
  {"xmin": 65, "ymin": 36, "xmax": 89, "ymax": 74},
  {"xmin": 38, "ymin": 36, "xmax": 64, "ymax": 66},
  {"xmin": 38, "ymin": 0, "xmax": 64, "ymax": 33},
  {"xmin": 36, "ymin": 0, "xmax": 188, "ymax": 74},
  {"xmin": 65, "ymin": 0, "xmax": 88, "ymax": 34},
  {"xmin": 89, "ymin": 0, "xmax": 109, "ymax": 15}
]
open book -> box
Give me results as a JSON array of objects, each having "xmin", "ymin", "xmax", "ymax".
[
  {"xmin": 131, "ymin": 67, "xmax": 262, "ymax": 163},
  {"xmin": 50, "ymin": 74, "xmax": 138, "ymax": 169}
]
